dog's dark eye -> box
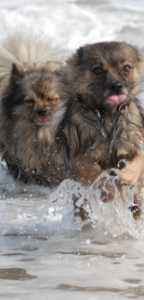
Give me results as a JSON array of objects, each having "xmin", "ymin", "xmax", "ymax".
[
  {"xmin": 123, "ymin": 65, "xmax": 132, "ymax": 73},
  {"xmin": 92, "ymin": 67, "xmax": 104, "ymax": 76},
  {"xmin": 24, "ymin": 99, "xmax": 35, "ymax": 104}
]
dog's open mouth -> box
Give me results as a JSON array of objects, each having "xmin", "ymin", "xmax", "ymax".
[
  {"xmin": 34, "ymin": 117, "xmax": 49, "ymax": 126},
  {"xmin": 108, "ymin": 94, "xmax": 127, "ymax": 105}
]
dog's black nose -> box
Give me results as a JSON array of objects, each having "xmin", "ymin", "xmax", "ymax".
[
  {"xmin": 36, "ymin": 107, "xmax": 47, "ymax": 116},
  {"xmin": 111, "ymin": 82, "xmax": 123, "ymax": 93}
]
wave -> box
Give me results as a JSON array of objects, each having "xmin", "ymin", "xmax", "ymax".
[{"xmin": 0, "ymin": 163, "xmax": 143, "ymax": 240}]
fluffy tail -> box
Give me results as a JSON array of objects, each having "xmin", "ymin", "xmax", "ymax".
[{"xmin": 0, "ymin": 28, "xmax": 65, "ymax": 77}]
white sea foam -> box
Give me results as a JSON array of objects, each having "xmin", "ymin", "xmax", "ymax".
[{"xmin": 0, "ymin": 163, "xmax": 144, "ymax": 240}]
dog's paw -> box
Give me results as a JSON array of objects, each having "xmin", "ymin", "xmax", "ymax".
[
  {"xmin": 101, "ymin": 189, "xmax": 115, "ymax": 203},
  {"xmin": 118, "ymin": 155, "xmax": 144, "ymax": 186},
  {"xmin": 72, "ymin": 193, "xmax": 91, "ymax": 221},
  {"xmin": 117, "ymin": 159, "xmax": 127, "ymax": 170},
  {"xmin": 108, "ymin": 168, "xmax": 118, "ymax": 177},
  {"xmin": 129, "ymin": 204, "xmax": 142, "ymax": 220}
]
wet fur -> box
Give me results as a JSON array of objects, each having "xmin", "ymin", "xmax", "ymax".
[
  {"xmin": 62, "ymin": 41, "xmax": 144, "ymax": 218},
  {"xmin": 0, "ymin": 32, "xmax": 72, "ymax": 186}
]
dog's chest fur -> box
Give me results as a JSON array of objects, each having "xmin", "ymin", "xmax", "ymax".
[
  {"xmin": 2, "ymin": 118, "xmax": 71, "ymax": 186},
  {"xmin": 92, "ymin": 101, "xmax": 144, "ymax": 169},
  {"xmin": 65, "ymin": 100, "xmax": 144, "ymax": 171}
]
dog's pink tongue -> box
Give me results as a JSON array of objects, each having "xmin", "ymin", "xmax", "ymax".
[{"xmin": 108, "ymin": 94, "xmax": 127, "ymax": 105}]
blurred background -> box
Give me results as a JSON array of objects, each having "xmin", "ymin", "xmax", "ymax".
[{"xmin": 1, "ymin": 0, "xmax": 144, "ymax": 54}]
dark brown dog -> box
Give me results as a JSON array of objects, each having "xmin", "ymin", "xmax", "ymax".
[
  {"xmin": 61, "ymin": 41, "xmax": 144, "ymax": 219},
  {"xmin": 0, "ymin": 30, "xmax": 74, "ymax": 187}
]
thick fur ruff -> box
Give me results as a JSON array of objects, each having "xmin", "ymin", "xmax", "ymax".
[
  {"xmin": 61, "ymin": 41, "xmax": 144, "ymax": 218},
  {"xmin": 0, "ymin": 29, "xmax": 65, "ymax": 76},
  {"xmin": 0, "ymin": 31, "xmax": 72, "ymax": 186}
]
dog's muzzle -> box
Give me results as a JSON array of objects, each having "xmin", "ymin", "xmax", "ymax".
[
  {"xmin": 34, "ymin": 107, "xmax": 49, "ymax": 126},
  {"xmin": 106, "ymin": 81, "xmax": 128, "ymax": 105}
]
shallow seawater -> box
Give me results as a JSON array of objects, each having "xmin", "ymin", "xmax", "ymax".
[{"xmin": 1, "ymin": 0, "xmax": 144, "ymax": 299}]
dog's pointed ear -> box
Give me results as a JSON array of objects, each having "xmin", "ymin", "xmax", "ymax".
[
  {"xmin": 11, "ymin": 63, "xmax": 24, "ymax": 78},
  {"xmin": 72, "ymin": 46, "xmax": 84, "ymax": 66},
  {"xmin": 137, "ymin": 51, "xmax": 144, "ymax": 62},
  {"xmin": 67, "ymin": 46, "xmax": 84, "ymax": 68},
  {"xmin": 77, "ymin": 46, "xmax": 84, "ymax": 57}
]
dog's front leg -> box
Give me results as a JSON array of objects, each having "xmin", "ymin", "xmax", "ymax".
[
  {"xmin": 129, "ymin": 181, "xmax": 143, "ymax": 220},
  {"xmin": 75, "ymin": 157, "xmax": 103, "ymax": 184},
  {"xmin": 117, "ymin": 155, "xmax": 144, "ymax": 219},
  {"xmin": 118, "ymin": 155, "xmax": 144, "ymax": 186},
  {"xmin": 96, "ymin": 174, "xmax": 116, "ymax": 203}
]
